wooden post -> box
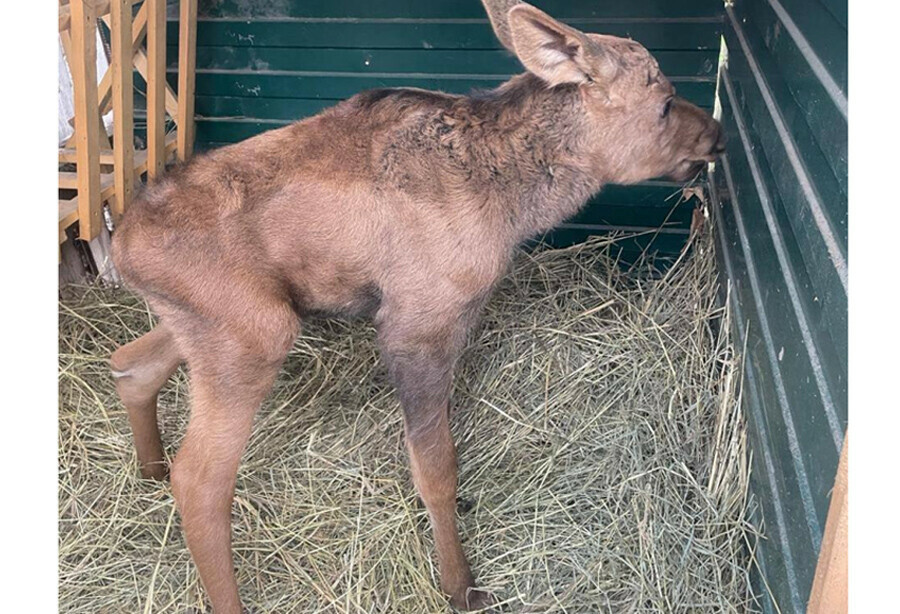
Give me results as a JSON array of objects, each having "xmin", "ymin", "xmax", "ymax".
[
  {"xmin": 70, "ymin": 0, "xmax": 102, "ymax": 240},
  {"xmin": 177, "ymin": 0, "xmax": 198, "ymax": 161},
  {"xmin": 808, "ymin": 433, "xmax": 848, "ymax": 613},
  {"xmin": 98, "ymin": 1, "xmax": 148, "ymax": 116},
  {"xmin": 146, "ymin": 0, "xmax": 166, "ymax": 179},
  {"xmin": 110, "ymin": 0, "xmax": 134, "ymax": 220}
]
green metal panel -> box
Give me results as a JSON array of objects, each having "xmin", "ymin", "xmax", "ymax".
[
  {"xmin": 170, "ymin": 0, "xmax": 723, "ymax": 254},
  {"xmin": 712, "ymin": 1, "xmax": 847, "ymax": 612}
]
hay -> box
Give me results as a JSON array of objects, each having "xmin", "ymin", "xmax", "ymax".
[{"xmin": 59, "ymin": 230, "xmax": 758, "ymax": 613}]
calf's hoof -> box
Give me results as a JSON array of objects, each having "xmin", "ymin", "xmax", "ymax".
[
  {"xmin": 450, "ymin": 587, "xmax": 496, "ymax": 611},
  {"xmin": 139, "ymin": 461, "xmax": 168, "ymax": 482}
]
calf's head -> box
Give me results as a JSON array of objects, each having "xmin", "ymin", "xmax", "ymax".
[{"xmin": 487, "ymin": 2, "xmax": 725, "ymax": 183}]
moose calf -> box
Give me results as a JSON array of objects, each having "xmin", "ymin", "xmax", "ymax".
[{"xmin": 110, "ymin": 1, "xmax": 723, "ymax": 610}]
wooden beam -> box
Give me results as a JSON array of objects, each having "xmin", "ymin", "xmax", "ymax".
[
  {"xmin": 60, "ymin": 171, "xmax": 114, "ymax": 196},
  {"xmin": 70, "ymin": 0, "xmax": 103, "ymax": 240},
  {"xmin": 59, "ymin": 147, "xmax": 115, "ymax": 165},
  {"xmin": 808, "ymin": 433, "xmax": 848, "ymax": 613},
  {"xmin": 146, "ymin": 0, "xmax": 166, "ymax": 179},
  {"xmin": 177, "ymin": 0, "xmax": 198, "ymax": 162},
  {"xmin": 98, "ymin": 2, "xmax": 148, "ymax": 116},
  {"xmin": 132, "ymin": 47, "xmax": 180, "ymax": 119},
  {"xmin": 110, "ymin": 0, "xmax": 134, "ymax": 220}
]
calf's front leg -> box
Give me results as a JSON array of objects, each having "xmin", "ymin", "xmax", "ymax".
[{"xmin": 379, "ymin": 319, "xmax": 493, "ymax": 610}]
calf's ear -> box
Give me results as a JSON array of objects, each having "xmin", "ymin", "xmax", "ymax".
[
  {"xmin": 508, "ymin": 4, "xmax": 617, "ymax": 88},
  {"xmin": 481, "ymin": 0, "xmax": 522, "ymax": 53}
]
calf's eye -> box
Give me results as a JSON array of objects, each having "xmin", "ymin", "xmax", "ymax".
[{"xmin": 661, "ymin": 98, "xmax": 673, "ymax": 118}]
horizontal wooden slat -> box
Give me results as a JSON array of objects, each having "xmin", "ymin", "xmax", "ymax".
[
  {"xmin": 185, "ymin": 72, "xmax": 716, "ymax": 105},
  {"xmin": 169, "ymin": 46, "xmax": 719, "ymax": 78},
  {"xmin": 59, "ymin": 134, "xmax": 177, "ymax": 176},
  {"xmin": 569, "ymin": 202, "xmax": 694, "ymax": 230},
  {"xmin": 198, "ymin": 0, "xmax": 725, "ymax": 20},
  {"xmin": 170, "ymin": 19, "xmax": 724, "ymax": 51},
  {"xmin": 59, "ymin": 147, "xmax": 116, "ymax": 165},
  {"xmin": 60, "ymin": 170, "xmax": 115, "ymax": 197}
]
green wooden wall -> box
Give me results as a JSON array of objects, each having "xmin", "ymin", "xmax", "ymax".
[
  {"xmin": 711, "ymin": 0, "xmax": 847, "ymax": 612},
  {"xmin": 166, "ymin": 0, "xmax": 724, "ymax": 256}
]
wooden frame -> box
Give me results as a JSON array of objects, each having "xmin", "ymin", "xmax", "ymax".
[
  {"xmin": 58, "ymin": 0, "xmax": 197, "ymax": 253},
  {"xmin": 808, "ymin": 433, "xmax": 848, "ymax": 613}
]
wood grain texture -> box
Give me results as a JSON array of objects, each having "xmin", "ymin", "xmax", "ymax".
[
  {"xmin": 177, "ymin": 0, "xmax": 198, "ymax": 161},
  {"xmin": 146, "ymin": 0, "xmax": 166, "ymax": 178},
  {"xmin": 69, "ymin": 0, "xmax": 102, "ymax": 240},
  {"xmin": 808, "ymin": 434, "xmax": 847, "ymax": 613},
  {"xmin": 110, "ymin": 0, "xmax": 134, "ymax": 220}
]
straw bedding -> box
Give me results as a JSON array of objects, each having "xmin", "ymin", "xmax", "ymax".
[{"xmin": 59, "ymin": 231, "xmax": 758, "ymax": 613}]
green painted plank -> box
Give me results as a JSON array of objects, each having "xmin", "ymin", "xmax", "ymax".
[
  {"xmin": 719, "ymin": 75, "xmax": 847, "ymax": 405},
  {"xmin": 194, "ymin": 96, "xmax": 337, "ymax": 121},
  {"xmin": 721, "ymin": 277, "xmax": 809, "ymax": 614},
  {"xmin": 569, "ymin": 202, "xmax": 693, "ymax": 230},
  {"xmin": 719, "ymin": 47, "xmax": 847, "ymax": 374},
  {"xmin": 170, "ymin": 46, "xmax": 719, "ymax": 78},
  {"xmin": 198, "ymin": 0, "xmax": 724, "ymax": 20},
  {"xmin": 713, "ymin": 174, "xmax": 806, "ymax": 614},
  {"xmin": 589, "ymin": 181, "xmax": 697, "ymax": 209},
  {"xmin": 719, "ymin": 147, "xmax": 841, "ymax": 533},
  {"xmin": 195, "ymin": 118, "xmax": 289, "ymax": 143},
  {"xmin": 766, "ymin": 0, "xmax": 847, "ymax": 91},
  {"xmin": 816, "ymin": 0, "xmax": 847, "ymax": 28},
  {"xmin": 540, "ymin": 226, "xmax": 687, "ymax": 254},
  {"xmin": 182, "ymin": 72, "xmax": 716, "ymax": 105},
  {"xmin": 172, "ymin": 19, "xmax": 724, "ymax": 51},
  {"xmin": 736, "ymin": 0, "xmax": 847, "ymax": 195},
  {"xmin": 722, "ymin": 47, "xmax": 847, "ymax": 314},
  {"xmin": 712, "ymin": 164, "xmax": 821, "ymax": 606}
]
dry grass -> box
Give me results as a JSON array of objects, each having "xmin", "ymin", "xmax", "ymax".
[{"xmin": 59, "ymin": 231, "xmax": 758, "ymax": 613}]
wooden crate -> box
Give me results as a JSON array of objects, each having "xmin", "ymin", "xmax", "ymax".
[{"xmin": 58, "ymin": 0, "xmax": 197, "ymax": 261}]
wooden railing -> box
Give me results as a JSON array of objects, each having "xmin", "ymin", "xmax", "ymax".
[{"xmin": 58, "ymin": 0, "xmax": 197, "ymax": 252}]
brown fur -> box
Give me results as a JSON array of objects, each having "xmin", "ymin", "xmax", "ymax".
[{"xmin": 109, "ymin": 3, "xmax": 723, "ymax": 611}]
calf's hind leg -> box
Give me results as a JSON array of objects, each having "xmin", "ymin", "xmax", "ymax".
[
  {"xmin": 171, "ymin": 312, "xmax": 297, "ymax": 614},
  {"xmin": 110, "ymin": 324, "xmax": 182, "ymax": 480}
]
